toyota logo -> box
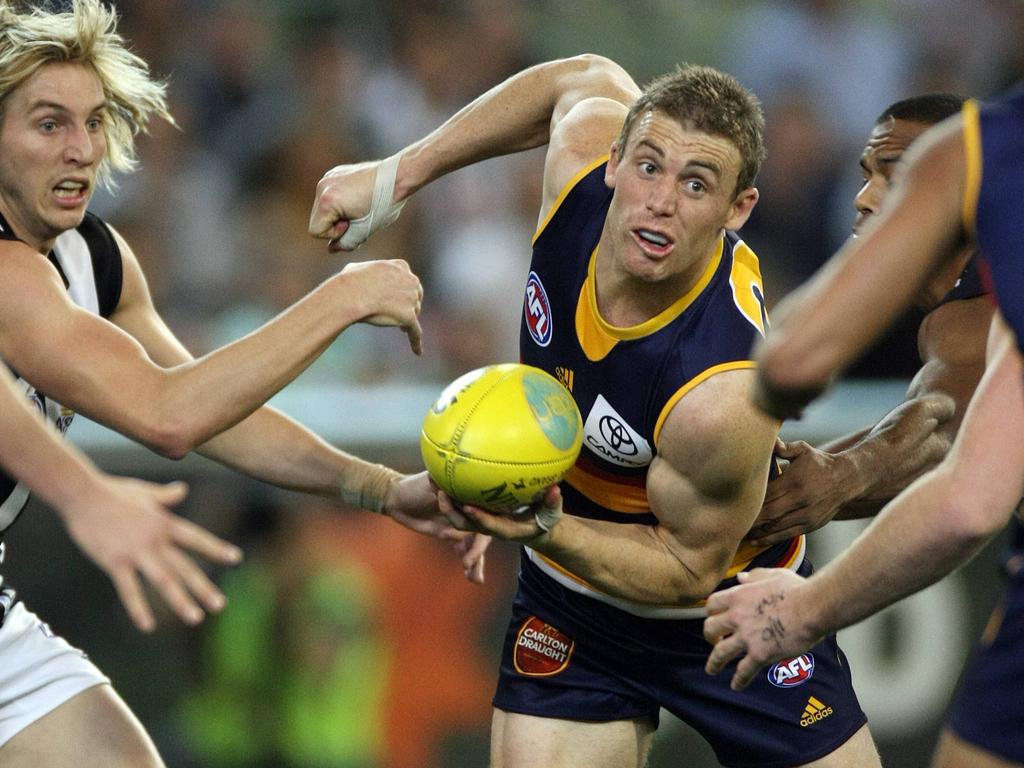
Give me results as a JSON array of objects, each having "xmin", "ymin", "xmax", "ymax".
[{"xmin": 598, "ymin": 415, "xmax": 637, "ymax": 455}]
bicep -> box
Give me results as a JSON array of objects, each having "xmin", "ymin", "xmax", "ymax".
[
  {"xmin": 647, "ymin": 371, "xmax": 779, "ymax": 579},
  {"xmin": 539, "ymin": 56, "xmax": 638, "ymax": 222},
  {"xmin": 0, "ymin": 252, "xmax": 166, "ymax": 430}
]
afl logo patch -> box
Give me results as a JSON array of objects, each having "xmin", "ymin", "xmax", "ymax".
[
  {"xmin": 513, "ymin": 616, "xmax": 574, "ymax": 676},
  {"xmin": 524, "ymin": 271, "xmax": 553, "ymax": 347},
  {"xmin": 768, "ymin": 654, "xmax": 815, "ymax": 688}
]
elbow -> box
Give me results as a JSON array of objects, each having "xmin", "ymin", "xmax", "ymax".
[
  {"xmin": 940, "ymin": 480, "xmax": 1012, "ymax": 548},
  {"xmin": 136, "ymin": 414, "xmax": 198, "ymax": 460}
]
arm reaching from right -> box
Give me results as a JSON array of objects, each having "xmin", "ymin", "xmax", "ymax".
[
  {"xmin": 0, "ymin": 368, "xmax": 242, "ymax": 632},
  {"xmin": 705, "ymin": 314, "xmax": 1024, "ymax": 690}
]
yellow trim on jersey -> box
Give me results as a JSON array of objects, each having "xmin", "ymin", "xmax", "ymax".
[
  {"xmin": 574, "ymin": 253, "xmax": 619, "ymax": 360},
  {"xmin": 564, "ymin": 464, "xmax": 650, "ymax": 514},
  {"xmin": 726, "ymin": 534, "xmax": 806, "ymax": 579},
  {"xmin": 729, "ymin": 240, "xmax": 768, "ymax": 335},
  {"xmin": 961, "ymin": 100, "xmax": 982, "ymax": 237},
  {"xmin": 532, "ymin": 156, "xmax": 610, "ymax": 244},
  {"xmin": 652, "ymin": 360, "xmax": 757, "ymax": 445},
  {"xmin": 575, "ymin": 236, "xmax": 726, "ymax": 362}
]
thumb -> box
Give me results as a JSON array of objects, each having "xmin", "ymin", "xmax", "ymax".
[
  {"xmin": 772, "ymin": 440, "xmax": 805, "ymax": 460},
  {"xmin": 736, "ymin": 568, "xmax": 778, "ymax": 584},
  {"xmin": 153, "ymin": 480, "xmax": 189, "ymax": 507}
]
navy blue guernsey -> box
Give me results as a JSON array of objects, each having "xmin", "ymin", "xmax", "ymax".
[
  {"xmin": 0, "ymin": 210, "xmax": 123, "ymax": 537},
  {"xmin": 938, "ymin": 256, "xmax": 987, "ymax": 306},
  {"xmin": 519, "ymin": 157, "xmax": 803, "ymax": 618},
  {"xmin": 963, "ymin": 84, "xmax": 1024, "ymax": 344}
]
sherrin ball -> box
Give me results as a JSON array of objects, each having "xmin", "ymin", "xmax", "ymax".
[{"xmin": 420, "ymin": 363, "xmax": 583, "ymax": 514}]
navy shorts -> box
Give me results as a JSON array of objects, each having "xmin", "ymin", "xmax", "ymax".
[
  {"xmin": 493, "ymin": 554, "xmax": 867, "ymax": 768},
  {"xmin": 946, "ymin": 525, "xmax": 1024, "ymax": 762}
]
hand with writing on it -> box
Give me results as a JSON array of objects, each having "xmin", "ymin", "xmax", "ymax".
[{"xmin": 702, "ymin": 568, "xmax": 823, "ymax": 691}]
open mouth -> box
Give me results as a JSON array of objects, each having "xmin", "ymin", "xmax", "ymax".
[
  {"xmin": 53, "ymin": 180, "xmax": 88, "ymax": 201},
  {"xmin": 633, "ymin": 228, "xmax": 674, "ymax": 256}
]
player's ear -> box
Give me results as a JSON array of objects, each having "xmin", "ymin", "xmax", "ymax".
[
  {"xmin": 604, "ymin": 140, "xmax": 622, "ymax": 188},
  {"xmin": 725, "ymin": 186, "xmax": 759, "ymax": 231}
]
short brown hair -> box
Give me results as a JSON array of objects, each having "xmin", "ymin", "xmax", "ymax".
[{"xmin": 618, "ymin": 64, "xmax": 765, "ymax": 194}]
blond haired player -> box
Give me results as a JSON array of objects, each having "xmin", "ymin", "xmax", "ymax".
[{"xmin": 0, "ymin": 2, "xmax": 484, "ymax": 765}]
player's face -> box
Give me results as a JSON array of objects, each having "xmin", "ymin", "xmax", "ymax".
[
  {"xmin": 0, "ymin": 62, "xmax": 107, "ymax": 252},
  {"xmin": 853, "ymin": 117, "xmax": 929, "ymax": 235},
  {"xmin": 604, "ymin": 110, "xmax": 757, "ymax": 290}
]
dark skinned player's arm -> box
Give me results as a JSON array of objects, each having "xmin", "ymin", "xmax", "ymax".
[
  {"xmin": 836, "ymin": 295, "xmax": 993, "ymax": 517},
  {"xmin": 749, "ymin": 295, "xmax": 991, "ymax": 546}
]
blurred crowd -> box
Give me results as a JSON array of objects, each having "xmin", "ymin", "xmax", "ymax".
[
  {"xmin": 27, "ymin": 2, "xmax": 1024, "ymax": 766},
  {"xmin": 96, "ymin": 0, "xmax": 1024, "ymax": 384}
]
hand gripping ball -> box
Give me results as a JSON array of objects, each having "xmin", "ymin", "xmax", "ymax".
[{"xmin": 420, "ymin": 364, "xmax": 583, "ymax": 513}]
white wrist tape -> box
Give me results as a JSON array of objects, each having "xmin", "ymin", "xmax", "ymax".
[
  {"xmin": 336, "ymin": 154, "xmax": 407, "ymax": 250},
  {"xmin": 534, "ymin": 504, "xmax": 564, "ymax": 533},
  {"xmin": 339, "ymin": 460, "xmax": 402, "ymax": 514}
]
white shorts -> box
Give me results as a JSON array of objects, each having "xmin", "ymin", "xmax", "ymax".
[{"xmin": 0, "ymin": 601, "xmax": 109, "ymax": 747}]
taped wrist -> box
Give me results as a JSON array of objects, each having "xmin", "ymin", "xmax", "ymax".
[
  {"xmin": 339, "ymin": 460, "xmax": 402, "ymax": 514},
  {"xmin": 534, "ymin": 503, "xmax": 564, "ymax": 533},
  {"xmin": 336, "ymin": 154, "xmax": 407, "ymax": 249}
]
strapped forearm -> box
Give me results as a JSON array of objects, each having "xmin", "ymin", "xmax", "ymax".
[{"xmin": 198, "ymin": 405, "xmax": 399, "ymax": 513}]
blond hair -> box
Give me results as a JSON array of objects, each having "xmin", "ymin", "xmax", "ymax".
[{"xmin": 0, "ymin": 0, "xmax": 172, "ymax": 186}]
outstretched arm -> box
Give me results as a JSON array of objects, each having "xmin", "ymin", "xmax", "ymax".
[
  {"xmin": 705, "ymin": 314, "xmax": 1024, "ymax": 690},
  {"xmin": 107, "ymin": 235, "xmax": 488, "ymax": 583},
  {"xmin": 308, "ymin": 54, "xmax": 640, "ymax": 250},
  {"xmin": 754, "ymin": 118, "xmax": 968, "ymax": 419},
  {"xmin": 0, "ymin": 367, "xmax": 241, "ymax": 632},
  {"xmin": 0, "ymin": 235, "xmax": 421, "ymax": 460}
]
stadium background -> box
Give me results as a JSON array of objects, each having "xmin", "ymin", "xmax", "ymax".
[{"xmin": 5, "ymin": 0, "xmax": 1023, "ymax": 765}]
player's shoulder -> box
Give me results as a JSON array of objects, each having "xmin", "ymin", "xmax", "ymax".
[{"xmin": 699, "ymin": 232, "xmax": 769, "ymax": 341}]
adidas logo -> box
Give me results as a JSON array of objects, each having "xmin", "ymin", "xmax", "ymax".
[{"xmin": 800, "ymin": 696, "xmax": 834, "ymax": 727}]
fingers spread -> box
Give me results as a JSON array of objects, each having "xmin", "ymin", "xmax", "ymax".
[
  {"xmin": 139, "ymin": 553, "xmax": 204, "ymax": 627},
  {"xmin": 110, "ymin": 567, "xmax": 155, "ymax": 633},
  {"xmin": 171, "ymin": 516, "xmax": 243, "ymax": 565}
]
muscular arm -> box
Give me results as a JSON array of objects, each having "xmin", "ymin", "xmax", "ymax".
[
  {"xmin": 754, "ymin": 119, "xmax": 968, "ymax": 419},
  {"xmin": 309, "ymin": 54, "xmax": 640, "ymax": 245},
  {"xmin": 104, "ymin": 233, "xmax": 484, "ymax": 568},
  {"xmin": 459, "ymin": 370, "xmax": 779, "ymax": 605},
  {"xmin": 0, "ymin": 236, "xmax": 420, "ymax": 460},
  {"xmin": 749, "ymin": 295, "xmax": 992, "ymax": 546},
  {"xmin": 705, "ymin": 314, "xmax": 1024, "ymax": 689}
]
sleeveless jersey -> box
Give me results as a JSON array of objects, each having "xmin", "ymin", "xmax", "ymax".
[
  {"xmin": 937, "ymin": 256, "xmax": 987, "ymax": 307},
  {"xmin": 519, "ymin": 157, "xmax": 803, "ymax": 618},
  {"xmin": 0, "ymin": 211, "xmax": 123, "ymax": 538},
  {"xmin": 962, "ymin": 84, "xmax": 1024, "ymax": 344}
]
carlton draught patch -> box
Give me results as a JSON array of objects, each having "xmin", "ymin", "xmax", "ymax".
[{"xmin": 513, "ymin": 616, "xmax": 574, "ymax": 676}]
